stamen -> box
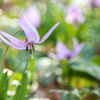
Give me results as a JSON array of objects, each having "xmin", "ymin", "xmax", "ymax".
[
  {"xmin": 25, "ymin": 38, "xmax": 28, "ymax": 43},
  {"xmin": 31, "ymin": 44, "xmax": 35, "ymax": 52},
  {"xmin": 30, "ymin": 49, "xmax": 34, "ymax": 58},
  {"xmin": 26, "ymin": 46, "xmax": 28, "ymax": 51},
  {"xmin": 30, "ymin": 49, "xmax": 32, "ymax": 54}
]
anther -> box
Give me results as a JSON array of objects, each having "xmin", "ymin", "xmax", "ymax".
[
  {"xmin": 26, "ymin": 46, "xmax": 28, "ymax": 51},
  {"xmin": 31, "ymin": 44, "xmax": 35, "ymax": 52},
  {"xmin": 30, "ymin": 49, "xmax": 34, "ymax": 58},
  {"xmin": 30, "ymin": 49, "xmax": 32, "ymax": 54},
  {"xmin": 25, "ymin": 38, "xmax": 28, "ymax": 43}
]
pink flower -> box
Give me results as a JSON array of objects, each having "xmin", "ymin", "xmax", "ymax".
[
  {"xmin": 20, "ymin": 6, "xmax": 41, "ymax": 28},
  {"xmin": 48, "ymin": 38, "xmax": 84, "ymax": 60},
  {"xmin": 91, "ymin": 0, "xmax": 100, "ymax": 7},
  {"xmin": 0, "ymin": 15, "xmax": 60, "ymax": 58},
  {"xmin": 64, "ymin": 4, "xmax": 85, "ymax": 24}
]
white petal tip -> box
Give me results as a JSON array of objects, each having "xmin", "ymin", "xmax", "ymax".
[
  {"xmin": 31, "ymin": 54, "xmax": 34, "ymax": 59},
  {"xmin": 58, "ymin": 21, "xmax": 60, "ymax": 24},
  {"xmin": 23, "ymin": 14, "xmax": 27, "ymax": 17},
  {"xmin": 31, "ymin": 57, "xmax": 34, "ymax": 59},
  {"xmin": 14, "ymin": 18, "xmax": 18, "ymax": 22},
  {"xmin": 57, "ymin": 22, "xmax": 60, "ymax": 25},
  {"xmin": 23, "ymin": 14, "xmax": 26, "ymax": 18}
]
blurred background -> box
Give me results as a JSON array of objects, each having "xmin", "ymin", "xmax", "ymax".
[{"xmin": 0, "ymin": 0, "xmax": 100, "ymax": 100}]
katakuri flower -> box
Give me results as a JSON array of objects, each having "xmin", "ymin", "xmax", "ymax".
[
  {"xmin": 91, "ymin": 0, "xmax": 100, "ymax": 7},
  {"xmin": 64, "ymin": 4, "xmax": 85, "ymax": 24},
  {"xmin": 20, "ymin": 5, "xmax": 41, "ymax": 28},
  {"xmin": 0, "ymin": 15, "xmax": 60, "ymax": 58},
  {"xmin": 48, "ymin": 38, "xmax": 84, "ymax": 60}
]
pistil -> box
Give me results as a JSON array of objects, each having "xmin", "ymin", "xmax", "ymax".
[{"xmin": 25, "ymin": 42, "xmax": 35, "ymax": 58}]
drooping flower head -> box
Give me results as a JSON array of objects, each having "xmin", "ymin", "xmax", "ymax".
[
  {"xmin": 91, "ymin": 0, "xmax": 100, "ymax": 7},
  {"xmin": 0, "ymin": 15, "xmax": 60, "ymax": 58},
  {"xmin": 64, "ymin": 4, "xmax": 85, "ymax": 24},
  {"xmin": 48, "ymin": 38, "xmax": 84, "ymax": 60},
  {"xmin": 20, "ymin": 5, "xmax": 41, "ymax": 28}
]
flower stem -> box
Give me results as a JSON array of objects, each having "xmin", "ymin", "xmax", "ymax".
[
  {"xmin": 68, "ymin": 67, "xmax": 72, "ymax": 90},
  {"xmin": 0, "ymin": 30, "xmax": 23, "ymax": 72},
  {"xmin": 80, "ymin": 97, "xmax": 83, "ymax": 100}
]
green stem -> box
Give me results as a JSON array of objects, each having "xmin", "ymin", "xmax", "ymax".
[
  {"xmin": 68, "ymin": 66, "xmax": 72, "ymax": 90},
  {"xmin": 80, "ymin": 96, "xmax": 84, "ymax": 100},
  {"xmin": 0, "ymin": 30, "xmax": 23, "ymax": 72}
]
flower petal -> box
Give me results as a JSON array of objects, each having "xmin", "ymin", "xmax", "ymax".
[
  {"xmin": 0, "ymin": 35, "xmax": 26, "ymax": 50},
  {"xmin": 15, "ymin": 18, "xmax": 36, "ymax": 43},
  {"xmin": 56, "ymin": 41, "xmax": 70, "ymax": 56},
  {"xmin": 70, "ymin": 38, "xmax": 84, "ymax": 58},
  {"xmin": 38, "ymin": 22, "xmax": 60, "ymax": 43},
  {"xmin": 0, "ymin": 31, "xmax": 26, "ymax": 47},
  {"xmin": 23, "ymin": 14, "xmax": 40, "ymax": 42},
  {"xmin": 48, "ymin": 52, "xmax": 66, "ymax": 60},
  {"xmin": 73, "ymin": 37, "xmax": 79, "ymax": 50},
  {"xmin": 48, "ymin": 52, "xmax": 58, "ymax": 59}
]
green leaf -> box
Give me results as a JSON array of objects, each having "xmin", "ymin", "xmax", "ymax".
[
  {"xmin": 50, "ymin": 89, "xmax": 79, "ymax": 100},
  {"xmin": 92, "ymin": 88, "xmax": 100, "ymax": 96},
  {"xmin": 62, "ymin": 94, "xmax": 79, "ymax": 100},
  {"xmin": 0, "ymin": 0, "xmax": 3, "ymax": 6},
  {"xmin": 13, "ymin": 72, "xmax": 28, "ymax": 100},
  {"xmin": 0, "ymin": 48, "xmax": 4, "ymax": 81},
  {"xmin": 22, "ymin": 60, "xmax": 29, "ymax": 74},
  {"xmin": 50, "ymin": 89, "xmax": 69, "ymax": 94},
  {"xmin": 29, "ymin": 55, "xmax": 35, "ymax": 83},
  {"xmin": 0, "ymin": 72, "xmax": 7, "ymax": 93},
  {"xmin": 50, "ymin": 88, "xmax": 93, "ymax": 100},
  {"xmin": 2, "ymin": 78, "xmax": 9, "ymax": 100},
  {"xmin": 91, "ymin": 56, "xmax": 100, "ymax": 66},
  {"xmin": 70, "ymin": 60, "xmax": 100, "ymax": 81},
  {"xmin": 0, "ymin": 72, "xmax": 9, "ymax": 100}
]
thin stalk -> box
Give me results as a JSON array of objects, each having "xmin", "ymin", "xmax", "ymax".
[
  {"xmin": 68, "ymin": 66, "xmax": 72, "ymax": 90},
  {"xmin": 0, "ymin": 30, "xmax": 23, "ymax": 72},
  {"xmin": 80, "ymin": 97, "xmax": 83, "ymax": 100}
]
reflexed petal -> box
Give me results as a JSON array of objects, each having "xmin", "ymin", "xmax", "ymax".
[
  {"xmin": 0, "ymin": 31, "xmax": 26, "ymax": 47},
  {"xmin": 38, "ymin": 22, "xmax": 60, "ymax": 43},
  {"xmin": 73, "ymin": 37, "xmax": 79, "ymax": 50},
  {"xmin": 58, "ymin": 53, "xmax": 67, "ymax": 60},
  {"xmin": 70, "ymin": 42, "xmax": 84, "ymax": 58},
  {"xmin": 56, "ymin": 41, "xmax": 70, "ymax": 56},
  {"xmin": 0, "ymin": 35, "xmax": 26, "ymax": 50},
  {"xmin": 48, "ymin": 52, "xmax": 58, "ymax": 59},
  {"xmin": 23, "ymin": 14, "xmax": 40, "ymax": 42},
  {"xmin": 15, "ymin": 18, "xmax": 36, "ymax": 43},
  {"xmin": 48, "ymin": 52, "xmax": 66, "ymax": 60}
]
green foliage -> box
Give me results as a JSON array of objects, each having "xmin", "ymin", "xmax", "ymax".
[
  {"xmin": 70, "ymin": 60, "xmax": 100, "ymax": 81},
  {"xmin": 29, "ymin": 56, "xmax": 35, "ymax": 83},
  {"xmin": 0, "ymin": 49, "xmax": 4, "ymax": 81},
  {"xmin": 0, "ymin": 0, "xmax": 3, "ymax": 6},
  {"xmin": 1, "ymin": 0, "xmax": 100, "ymax": 100},
  {"xmin": 51, "ymin": 88, "xmax": 100, "ymax": 100},
  {"xmin": 13, "ymin": 72, "xmax": 28, "ymax": 100},
  {"xmin": 62, "ymin": 94, "xmax": 79, "ymax": 100},
  {"xmin": 0, "ymin": 72, "xmax": 9, "ymax": 100}
]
